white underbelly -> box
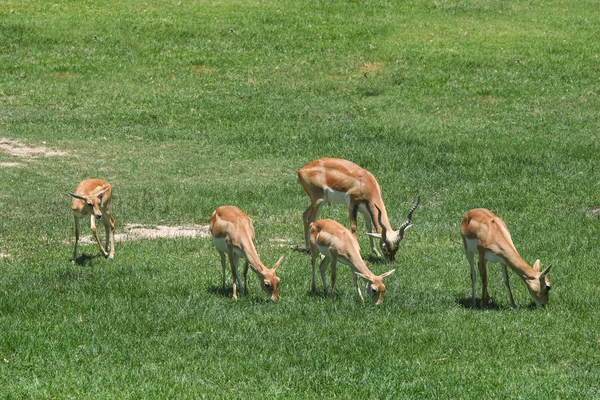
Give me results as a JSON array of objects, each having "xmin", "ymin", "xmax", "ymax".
[
  {"xmin": 212, "ymin": 237, "xmax": 245, "ymax": 258},
  {"xmin": 465, "ymin": 238, "xmax": 507, "ymax": 264},
  {"xmin": 324, "ymin": 188, "xmax": 351, "ymax": 207},
  {"xmin": 316, "ymin": 244, "xmax": 352, "ymax": 266}
]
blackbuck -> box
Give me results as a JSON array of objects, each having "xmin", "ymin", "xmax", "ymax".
[
  {"xmin": 310, "ymin": 218, "xmax": 395, "ymax": 305},
  {"xmin": 210, "ymin": 206, "xmax": 283, "ymax": 302},
  {"xmin": 298, "ymin": 157, "xmax": 419, "ymax": 261},
  {"xmin": 460, "ymin": 208, "xmax": 552, "ymax": 308},
  {"xmin": 69, "ymin": 179, "xmax": 115, "ymax": 263}
]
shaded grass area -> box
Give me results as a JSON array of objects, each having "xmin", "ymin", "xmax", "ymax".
[{"xmin": 1, "ymin": 0, "xmax": 599, "ymax": 398}]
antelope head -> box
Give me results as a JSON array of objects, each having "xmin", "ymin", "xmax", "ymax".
[
  {"xmin": 370, "ymin": 196, "xmax": 420, "ymax": 262},
  {"xmin": 355, "ymin": 269, "xmax": 396, "ymax": 305},
  {"xmin": 251, "ymin": 256, "xmax": 284, "ymax": 302},
  {"xmin": 527, "ymin": 260, "xmax": 552, "ymax": 306},
  {"xmin": 69, "ymin": 188, "xmax": 109, "ymax": 220}
]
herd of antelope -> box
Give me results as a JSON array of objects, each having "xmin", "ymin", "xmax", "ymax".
[{"xmin": 69, "ymin": 157, "xmax": 552, "ymax": 308}]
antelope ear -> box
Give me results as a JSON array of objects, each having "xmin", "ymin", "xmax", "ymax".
[
  {"xmin": 380, "ymin": 269, "xmax": 396, "ymax": 279},
  {"xmin": 69, "ymin": 193, "xmax": 87, "ymax": 201},
  {"xmin": 533, "ymin": 259, "xmax": 541, "ymax": 271},
  {"xmin": 96, "ymin": 188, "xmax": 109, "ymax": 198},
  {"xmin": 540, "ymin": 264, "xmax": 552, "ymax": 277},
  {"xmin": 272, "ymin": 256, "xmax": 284, "ymax": 270},
  {"xmin": 366, "ymin": 232, "xmax": 382, "ymax": 239},
  {"xmin": 354, "ymin": 272, "xmax": 370, "ymax": 281}
]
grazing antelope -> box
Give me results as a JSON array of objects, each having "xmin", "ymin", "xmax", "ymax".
[
  {"xmin": 310, "ymin": 217, "xmax": 395, "ymax": 305},
  {"xmin": 298, "ymin": 157, "xmax": 419, "ymax": 261},
  {"xmin": 210, "ymin": 206, "xmax": 283, "ymax": 302},
  {"xmin": 69, "ymin": 179, "xmax": 115, "ymax": 263},
  {"xmin": 460, "ymin": 208, "xmax": 552, "ymax": 308}
]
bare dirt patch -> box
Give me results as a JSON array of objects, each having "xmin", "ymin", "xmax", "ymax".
[
  {"xmin": 66, "ymin": 223, "xmax": 211, "ymax": 245},
  {"xmin": 0, "ymin": 162, "xmax": 23, "ymax": 168},
  {"xmin": 188, "ymin": 65, "xmax": 212, "ymax": 73},
  {"xmin": 0, "ymin": 138, "xmax": 68, "ymax": 158},
  {"xmin": 587, "ymin": 206, "xmax": 600, "ymax": 217},
  {"xmin": 361, "ymin": 61, "xmax": 384, "ymax": 75}
]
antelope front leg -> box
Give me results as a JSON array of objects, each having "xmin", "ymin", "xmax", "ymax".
[
  {"xmin": 100, "ymin": 214, "xmax": 114, "ymax": 259},
  {"xmin": 329, "ymin": 252, "xmax": 338, "ymax": 297},
  {"xmin": 501, "ymin": 264, "xmax": 516, "ymax": 309},
  {"xmin": 363, "ymin": 211, "xmax": 382, "ymax": 258},
  {"xmin": 72, "ymin": 216, "xmax": 80, "ymax": 264},
  {"xmin": 243, "ymin": 259, "xmax": 249, "ymax": 295},
  {"xmin": 106, "ymin": 213, "xmax": 115, "ymax": 259},
  {"xmin": 348, "ymin": 203, "xmax": 359, "ymax": 239},
  {"xmin": 90, "ymin": 215, "xmax": 108, "ymax": 258},
  {"xmin": 352, "ymin": 272, "xmax": 365, "ymax": 303}
]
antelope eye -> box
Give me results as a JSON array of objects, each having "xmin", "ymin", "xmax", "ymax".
[
  {"xmin": 264, "ymin": 281, "xmax": 270, "ymax": 287},
  {"xmin": 86, "ymin": 201, "xmax": 93, "ymax": 206},
  {"xmin": 371, "ymin": 286, "xmax": 378, "ymax": 293}
]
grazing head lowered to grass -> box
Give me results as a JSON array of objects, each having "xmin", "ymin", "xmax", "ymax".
[
  {"xmin": 298, "ymin": 157, "xmax": 419, "ymax": 262},
  {"xmin": 460, "ymin": 208, "xmax": 552, "ymax": 308},
  {"xmin": 210, "ymin": 205, "xmax": 283, "ymax": 302},
  {"xmin": 69, "ymin": 179, "xmax": 115, "ymax": 263},
  {"xmin": 310, "ymin": 218, "xmax": 395, "ymax": 305}
]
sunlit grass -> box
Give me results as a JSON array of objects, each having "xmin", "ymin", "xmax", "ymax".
[{"xmin": 1, "ymin": 0, "xmax": 599, "ymax": 398}]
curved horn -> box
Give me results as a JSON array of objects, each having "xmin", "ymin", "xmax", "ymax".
[
  {"xmin": 396, "ymin": 195, "xmax": 420, "ymax": 244},
  {"xmin": 373, "ymin": 204, "xmax": 388, "ymax": 243}
]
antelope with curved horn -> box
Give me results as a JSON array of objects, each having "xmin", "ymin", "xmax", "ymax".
[
  {"xmin": 460, "ymin": 208, "xmax": 552, "ymax": 308},
  {"xmin": 310, "ymin": 218, "xmax": 395, "ymax": 305},
  {"xmin": 297, "ymin": 157, "xmax": 420, "ymax": 261},
  {"xmin": 69, "ymin": 179, "xmax": 115, "ymax": 263},
  {"xmin": 210, "ymin": 206, "xmax": 283, "ymax": 302}
]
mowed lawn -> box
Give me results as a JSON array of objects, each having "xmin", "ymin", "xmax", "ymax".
[{"xmin": 1, "ymin": 0, "xmax": 599, "ymax": 398}]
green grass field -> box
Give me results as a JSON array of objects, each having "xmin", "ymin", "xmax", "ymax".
[{"xmin": 1, "ymin": 0, "xmax": 599, "ymax": 398}]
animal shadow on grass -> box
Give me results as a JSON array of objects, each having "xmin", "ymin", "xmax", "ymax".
[
  {"xmin": 291, "ymin": 245, "xmax": 310, "ymax": 255},
  {"xmin": 206, "ymin": 285, "xmax": 272, "ymax": 303},
  {"xmin": 455, "ymin": 295, "xmax": 503, "ymax": 310},
  {"xmin": 72, "ymin": 253, "xmax": 102, "ymax": 266},
  {"xmin": 364, "ymin": 254, "xmax": 389, "ymax": 266},
  {"xmin": 207, "ymin": 284, "xmax": 232, "ymax": 298}
]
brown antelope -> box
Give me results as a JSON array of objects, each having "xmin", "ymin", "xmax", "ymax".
[
  {"xmin": 298, "ymin": 157, "xmax": 419, "ymax": 261},
  {"xmin": 210, "ymin": 206, "xmax": 283, "ymax": 302},
  {"xmin": 310, "ymin": 217, "xmax": 395, "ymax": 305},
  {"xmin": 460, "ymin": 208, "xmax": 552, "ymax": 308},
  {"xmin": 69, "ymin": 179, "xmax": 115, "ymax": 263}
]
